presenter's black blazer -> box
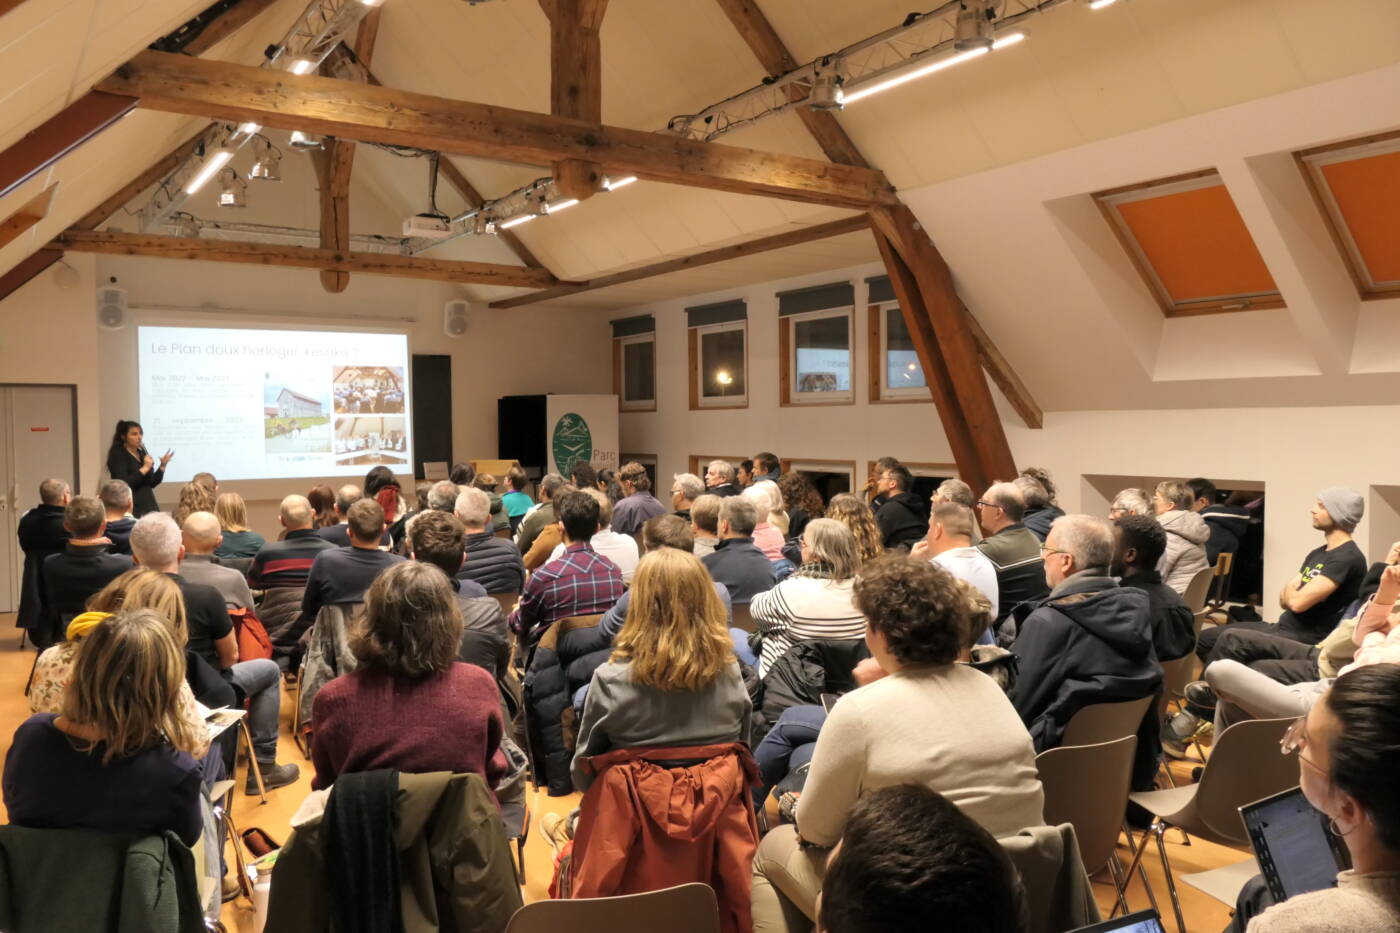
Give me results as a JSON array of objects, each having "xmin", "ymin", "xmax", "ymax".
[{"xmin": 106, "ymin": 447, "xmax": 165, "ymax": 517}]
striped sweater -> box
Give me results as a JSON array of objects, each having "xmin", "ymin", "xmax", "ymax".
[{"xmin": 750, "ymin": 575, "xmax": 866, "ymax": 676}]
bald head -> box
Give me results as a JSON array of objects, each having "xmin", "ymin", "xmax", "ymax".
[
  {"xmin": 280, "ymin": 494, "xmax": 314, "ymax": 529},
  {"xmin": 335, "ymin": 484, "xmax": 361, "ymax": 517},
  {"xmin": 182, "ymin": 511, "xmax": 222, "ymax": 554}
]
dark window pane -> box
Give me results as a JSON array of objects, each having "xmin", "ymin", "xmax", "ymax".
[
  {"xmin": 794, "ymin": 314, "xmax": 850, "ymax": 393},
  {"xmin": 798, "ymin": 470, "xmax": 850, "ymax": 505},
  {"xmin": 885, "ymin": 306, "xmax": 926, "ymax": 390},
  {"xmin": 701, "ymin": 328, "xmax": 745, "ymax": 398},
  {"xmin": 622, "ymin": 340, "xmax": 654, "ymax": 401}
]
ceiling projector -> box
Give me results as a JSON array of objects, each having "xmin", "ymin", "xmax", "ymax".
[{"xmin": 403, "ymin": 214, "xmax": 454, "ymax": 239}]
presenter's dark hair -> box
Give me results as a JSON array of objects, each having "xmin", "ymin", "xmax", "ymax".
[{"xmin": 108, "ymin": 420, "xmax": 143, "ymax": 456}]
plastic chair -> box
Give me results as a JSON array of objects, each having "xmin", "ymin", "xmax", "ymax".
[
  {"xmin": 506, "ymin": 882, "xmax": 721, "ymax": 933},
  {"xmin": 1061, "ymin": 695, "xmax": 1155, "ymax": 747},
  {"xmin": 1036, "ymin": 736, "xmax": 1138, "ymax": 915},
  {"xmin": 1121, "ymin": 717, "xmax": 1296, "ymax": 933},
  {"xmin": 1181, "ymin": 857, "xmax": 1259, "ymax": 908},
  {"xmin": 1181, "ymin": 565, "xmax": 1215, "ymax": 615},
  {"xmin": 1206, "ymin": 552, "xmax": 1235, "ymax": 616}
]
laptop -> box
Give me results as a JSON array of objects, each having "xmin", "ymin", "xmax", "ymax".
[
  {"xmin": 1069, "ymin": 909, "xmax": 1166, "ymax": 933},
  {"xmin": 1240, "ymin": 786, "xmax": 1351, "ymax": 902}
]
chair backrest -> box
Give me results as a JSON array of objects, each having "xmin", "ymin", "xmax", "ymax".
[
  {"xmin": 1060, "ymin": 695, "xmax": 1154, "ymax": 747},
  {"xmin": 506, "ymin": 883, "xmax": 721, "ymax": 933},
  {"xmin": 1209, "ymin": 551, "xmax": 1235, "ymax": 605},
  {"xmin": 1161, "ymin": 653, "xmax": 1197, "ymax": 703},
  {"xmin": 1036, "ymin": 736, "xmax": 1137, "ymax": 874},
  {"xmin": 1182, "ymin": 565, "xmax": 1215, "ymax": 613},
  {"xmin": 490, "ymin": 592, "xmax": 518, "ymax": 617},
  {"xmin": 731, "ymin": 602, "xmax": 755, "ymax": 633},
  {"xmin": 1195, "ymin": 717, "xmax": 1298, "ymax": 843}
]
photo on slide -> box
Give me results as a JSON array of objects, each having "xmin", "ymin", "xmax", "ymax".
[
  {"xmin": 334, "ymin": 416, "xmax": 409, "ymax": 466},
  {"xmin": 263, "ymin": 376, "xmax": 331, "ymax": 455},
  {"xmin": 333, "ymin": 365, "xmax": 406, "ymax": 415}
]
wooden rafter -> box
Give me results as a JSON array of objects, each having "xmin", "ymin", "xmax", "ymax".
[
  {"xmin": 540, "ymin": 0, "xmax": 610, "ymax": 201},
  {"xmin": 0, "ymin": 248, "xmax": 63, "ymax": 304},
  {"xmin": 312, "ymin": 9, "xmax": 381, "ymax": 293},
  {"xmin": 97, "ymin": 51, "xmax": 897, "ymax": 210},
  {"xmin": 491, "ymin": 214, "xmax": 867, "ymax": 309},
  {"xmin": 964, "ymin": 306, "xmax": 1042, "ymax": 429},
  {"xmin": 53, "ymin": 230, "xmax": 560, "ymax": 289},
  {"xmin": 0, "ymin": 93, "xmax": 136, "ymax": 200},
  {"xmin": 0, "ymin": 184, "xmax": 58, "ymax": 252},
  {"xmin": 435, "ymin": 156, "xmax": 546, "ymax": 270}
]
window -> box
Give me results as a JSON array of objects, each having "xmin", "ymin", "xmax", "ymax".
[
  {"xmin": 867, "ymin": 303, "xmax": 928, "ymax": 402},
  {"xmin": 780, "ymin": 308, "xmax": 853, "ymax": 405},
  {"xmin": 691, "ymin": 321, "xmax": 747, "ymax": 409},
  {"xmin": 785, "ymin": 460, "xmax": 857, "ymax": 506},
  {"xmin": 904, "ymin": 462, "xmax": 958, "ymax": 505},
  {"xmin": 617, "ymin": 334, "xmax": 655, "ymax": 411},
  {"xmin": 1296, "ymin": 131, "xmax": 1400, "ymax": 300}
]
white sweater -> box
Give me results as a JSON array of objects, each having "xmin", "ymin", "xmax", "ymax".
[
  {"xmin": 749, "ymin": 576, "xmax": 866, "ymax": 677},
  {"xmin": 794, "ymin": 664, "xmax": 1045, "ymax": 847},
  {"xmin": 1249, "ymin": 871, "xmax": 1400, "ymax": 933}
]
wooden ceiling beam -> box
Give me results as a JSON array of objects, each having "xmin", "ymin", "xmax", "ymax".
[
  {"xmin": 0, "ymin": 184, "xmax": 58, "ymax": 252},
  {"xmin": 490, "ymin": 214, "xmax": 867, "ymax": 308},
  {"xmin": 0, "ymin": 248, "xmax": 63, "ymax": 305},
  {"xmin": 964, "ymin": 305, "xmax": 1042, "ymax": 429},
  {"xmin": 97, "ymin": 51, "xmax": 897, "ymax": 210},
  {"xmin": 541, "ymin": 0, "xmax": 610, "ymax": 201},
  {"xmin": 53, "ymin": 230, "xmax": 560, "ymax": 289},
  {"xmin": 0, "ymin": 92, "xmax": 136, "ymax": 200}
]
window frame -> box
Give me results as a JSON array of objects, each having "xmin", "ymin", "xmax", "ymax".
[
  {"xmin": 613, "ymin": 332, "xmax": 657, "ymax": 412},
  {"xmin": 1295, "ymin": 130, "xmax": 1400, "ymax": 301},
  {"xmin": 689, "ymin": 320, "xmax": 748, "ymax": 410},
  {"xmin": 867, "ymin": 302, "xmax": 929, "ymax": 403},
  {"xmin": 779, "ymin": 306, "xmax": 855, "ymax": 407}
]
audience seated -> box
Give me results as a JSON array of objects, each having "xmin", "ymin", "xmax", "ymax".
[
  {"xmin": 1151, "ymin": 481, "xmax": 1211, "ymax": 595},
  {"xmin": 571, "ymin": 547, "xmax": 752, "ymax": 792},
  {"xmin": 98, "ymin": 480, "xmax": 136, "ymax": 553},
  {"xmin": 752, "ymin": 452, "xmax": 782, "ymax": 486},
  {"xmin": 310, "ymin": 562, "xmax": 505, "ymax": 791},
  {"xmin": 523, "ymin": 482, "xmax": 579, "ymax": 570},
  {"xmin": 823, "ymin": 494, "xmax": 883, "ymax": 566},
  {"xmin": 1187, "ymin": 477, "xmax": 1250, "ymax": 566},
  {"xmin": 365, "ymin": 465, "xmax": 406, "ymax": 530},
  {"xmin": 670, "ymin": 472, "xmax": 704, "ymax": 521},
  {"xmin": 751, "ymin": 519, "xmax": 865, "ymax": 676},
  {"xmin": 426, "ymin": 479, "xmax": 459, "ymax": 513},
  {"xmin": 975, "ymin": 481, "xmax": 1048, "ymax": 636},
  {"xmin": 132, "ymin": 513, "xmax": 298, "ymax": 792},
  {"xmin": 248, "ymin": 495, "xmax": 334, "ymax": 667},
  {"xmin": 28, "ymin": 568, "xmax": 210, "ymax": 760},
  {"xmin": 691, "ymin": 493, "xmax": 723, "ymax": 557},
  {"xmin": 502, "ymin": 465, "xmax": 533, "ymax": 532},
  {"xmin": 568, "ymin": 460, "xmax": 598, "ymax": 493},
  {"xmin": 171, "ymin": 481, "xmax": 216, "ymax": 528},
  {"xmin": 42, "ymin": 495, "xmax": 131, "ymax": 627},
  {"xmin": 817, "ymin": 784, "xmax": 1028, "ymax": 933},
  {"xmin": 705, "ymin": 459, "xmax": 742, "ymax": 498},
  {"xmin": 301, "ymin": 499, "xmax": 405, "ymax": 625},
  {"xmin": 1109, "ymin": 487, "xmax": 1153, "ymax": 519},
  {"xmin": 873, "ymin": 465, "xmax": 927, "ymax": 551},
  {"xmin": 212, "ymin": 492, "xmax": 264, "ymax": 559},
  {"xmin": 17, "ymin": 478, "xmax": 70, "ymax": 649},
  {"xmin": 1234, "ymin": 665, "xmax": 1400, "ymax": 932},
  {"xmin": 736, "ymin": 458, "xmax": 755, "ymax": 489},
  {"xmin": 516, "ymin": 473, "xmax": 565, "ymax": 554},
  {"xmin": 746, "ymin": 481, "xmax": 787, "ymax": 560},
  {"xmin": 703, "ymin": 497, "xmax": 778, "ymax": 603},
  {"xmin": 453, "ymin": 487, "xmax": 527, "ymax": 594},
  {"xmin": 612, "ymin": 461, "xmax": 667, "ymax": 536},
  {"xmin": 191, "ymin": 472, "xmax": 218, "ymax": 494},
  {"xmin": 306, "ymin": 483, "xmax": 337, "ymax": 530},
  {"xmin": 912, "ymin": 502, "xmax": 999, "ymax": 631},
  {"xmin": 778, "ymin": 472, "xmax": 823, "ymax": 544},
  {"xmin": 547, "ymin": 488, "xmax": 640, "ymax": 582},
  {"xmin": 317, "ymin": 483, "xmax": 391, "ymax": 547},
  {"xmin": 510, "ymin": 491, "xmax": 625, "ymax": 650},
  {"xmin": 406, "ymin": 510, "xmax": 508, "ymax": 680},
  {"xmin": 1017, "ymin": 467, "xmax": 1064, "ymax": 544},
  {"xmin": 1008, "ymin": 514, "xmax": 1160, "ymax": 752},
  {"xmin": 4, "ymin": 608, "xmax": 205, "ymax": 846},
  {"xmin": 178, "ymin": 512, "xmax": 254, "ymax": 610},
  {"xmin": 750, "ymin": 554, "xmax": 1044, "ymax": 931},
  {"xmin": 473, "ymin": 473, "xmax": 511, "ymax": 534}
]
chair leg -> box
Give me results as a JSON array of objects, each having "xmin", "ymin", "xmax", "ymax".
[
  {"xmin": 1107, "ymin": 853, "xmax": 1130, "ymax": 918},
  {"xmin": 238, "ymin": 719, "xmax": 267, "ymax": 804},
  {"xmin": 1121, "ymin": 822, "xmax": 1161, "ymax": 915},
  {"xmin": 1152, "ymin": 821, "xmax": 1188, "ymax": 933}
]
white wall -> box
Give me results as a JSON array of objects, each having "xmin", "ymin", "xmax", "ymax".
[{"xmin": 617, "ymin": 259, "xmax": 1400, "ymax": 616}]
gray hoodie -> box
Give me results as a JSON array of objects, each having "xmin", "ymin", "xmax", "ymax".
[{"xmin": 1156, "ymin": 509, "xmax": 1211, "ymax": 598}]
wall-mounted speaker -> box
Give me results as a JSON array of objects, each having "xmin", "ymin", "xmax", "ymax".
[
  {"xmin": 97, "ymin": 285, "xmax": 127, "ymax": 329},
  {"xmin": 443, "ymin": 299, "xmax": 471, "ymax": 338}
]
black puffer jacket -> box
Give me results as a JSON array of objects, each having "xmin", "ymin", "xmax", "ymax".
[
  {"xmin": 756, "ymin": 638, "xmax": 870, "ymax": 742},
  {"xmin": 875, "ymin": 491, "xmax": 928, "ymax": 550},
  {"xmin": 258, "ymin": 586, "xmax": 307, "ymax": 669},
  {"xmin": 456, "ymin": 593, "xmax": 511, "ymax": 681},
  {"xmin": 459, "ymin": 531, "xmax": 527, "ymax": 595},
  {"xmin": 1022, "ymin": 506, "xmax": 1065, "ymax": 543},
  {"xmin": 522, "ymin": 613, "xmax": 608, "ymax": 796}
]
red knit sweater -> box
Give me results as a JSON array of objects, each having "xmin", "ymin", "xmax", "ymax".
[{"xmin": 310, "ymin": 663, "xmax": 506, "ymax": 791}]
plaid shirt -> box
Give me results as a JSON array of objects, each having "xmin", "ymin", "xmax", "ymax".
[{"xmin": 510, "ymin": 542, "xmax": 625, "ymax": 643}]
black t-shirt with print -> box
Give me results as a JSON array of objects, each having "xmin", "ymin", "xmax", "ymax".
[{"xmin": 1277, "ymin": 540, "xmax": 1366, "ymax": 644}]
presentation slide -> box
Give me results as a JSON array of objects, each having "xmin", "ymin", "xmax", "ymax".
[{"xmin": 137, "ymin": 325, "xmax": 412, "ymax": 483}]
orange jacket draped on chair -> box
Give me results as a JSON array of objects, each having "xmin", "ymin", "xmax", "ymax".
[{"xmin": 567, "ymin": 742, "xmax": 759, "ymax": 933}]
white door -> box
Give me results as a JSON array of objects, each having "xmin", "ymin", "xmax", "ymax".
[{"xmin": 0, "ymin": 385, "xmax": 79, "ymax": 614}]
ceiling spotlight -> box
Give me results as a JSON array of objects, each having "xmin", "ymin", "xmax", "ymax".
[
  {"xmin": 184, "ymin": 148, "xmax": 234, "ymax": 195},
  {"xmin": 288, "ymin": 58, "xmax": 316, "ymax": 75},
  {"xmin": 1085, "ymin": 0, "xmax": 1119, "ymax": 7},
  {"xmin": 236, "ymin": 122, "xmax": 262, "ymax": 137},
  {"xmin": 289, "ymin": 130, "xmax": 323, "ymax": 151},
  {"xmin": 248, "ymin": 137, "xmax": 281, "ymax": 181},
  {"xmin": 953, "ymin": 0, "xmax": 996, "ymax": 51},
  {"xmin": 216, "ymin": 168, "xmax": 247, "ymax": 208},
  {"xmin": 808, "ymin": 67, "xmax": 845, "ymax": 112}
]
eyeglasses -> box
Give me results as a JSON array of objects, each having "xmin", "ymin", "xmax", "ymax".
[
  {"xmin": 1039, "ymin": 544, "xmax": 1068, "ymax": 557},
  {"xmin": 976, "ymin": 499, "xmax": 1000, "ymax": 510},
  {"xmin": 1281, "ymin": 716, "xmax": 1327, "ymax": 775}
]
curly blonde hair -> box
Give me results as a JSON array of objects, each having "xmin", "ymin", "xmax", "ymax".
[
  {"xmin": 173, "ymin": 482, "xmax": 216, "ymax": 528},
  {"xmin": 86, "ymin": 568, "xmax": 187, "ymax": 646},
  {"xmin": 612, "ymin": 548, "xmax": 734, "ymax": 691},
  {"xmin": 825, "ymin": 493, "xmax": 883, "ymax": 566}
]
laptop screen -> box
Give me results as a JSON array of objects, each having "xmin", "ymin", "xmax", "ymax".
[
  {"xmin": 1068, "ymin": 910, "xmax": 1166, "ymax": 933},
  {"xmin": 1241, "ymin": 787, "xmax": 1348, "ymax": 902}
]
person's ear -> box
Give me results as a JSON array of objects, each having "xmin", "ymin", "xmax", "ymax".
[
  {"xmin": 177, "ymin": 544, "xmax": 186, "ymax": 561},
  {"xmin": 1123, "ymin": 546, "xmax": 1137, "ymax": 565}
]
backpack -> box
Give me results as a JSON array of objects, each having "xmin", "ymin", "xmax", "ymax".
[{"xmin": 229, "ymin": 607, "xmax": 274, "ymax": 661}]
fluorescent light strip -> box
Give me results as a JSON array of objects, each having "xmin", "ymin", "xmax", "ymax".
[
  {"xmin": 184, "ymin": 149, "xmax": 235, "ymax": 195},
  {"xmin": 841, "ymin": 32, "xmax": 1025, "ymax": 104},
  {"xmin": 237, "ymin": 122, "xmax": 262, "ymax": 136},
  {"xmin": 288, "ymin": 58, "xmax": 316, "ymax": 75},
  {"xmin": 606, "ymin": 176, "xmax": 637, "ymax": 190},
  {"xmin": 1088, "ymin": 0, "xmax": 1118, "ymax": 8},
  {"xmin": 498, "ymin": 215, "xmax": 535, "ymax": 229},
  {"xmin": 548, "ymin": 198, "xmax": 580, "ymax": 212}
]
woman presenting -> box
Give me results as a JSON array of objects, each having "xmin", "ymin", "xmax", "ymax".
[{"xmin": 105, "ymin": 420, "xmax": 173, "ymax": 517}]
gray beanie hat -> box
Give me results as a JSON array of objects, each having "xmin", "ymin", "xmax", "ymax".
[{"xmin": 1318, "ymin": 487, "xmax": 1364, "ymax": 533}]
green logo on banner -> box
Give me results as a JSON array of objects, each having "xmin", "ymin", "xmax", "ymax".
[{"xmin": 552, "ymin": 412, "xmax": 592, "ymax": 475}]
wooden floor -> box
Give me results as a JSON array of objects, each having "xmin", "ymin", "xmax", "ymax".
[{"xmin": 0, "ymin": 617, "xmax": 1242, "ymax": 932}]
